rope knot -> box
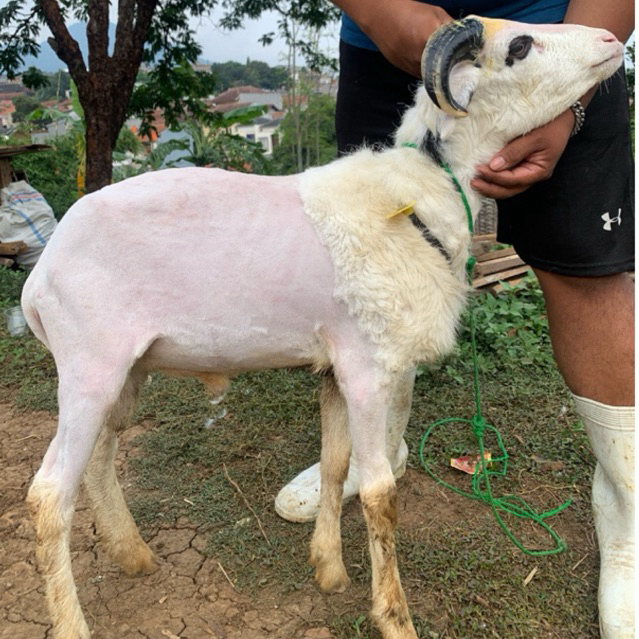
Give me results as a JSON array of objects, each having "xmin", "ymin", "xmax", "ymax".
[{"xmin": 471, "ymin": 414, "xmax": 486, "ymax": 437}]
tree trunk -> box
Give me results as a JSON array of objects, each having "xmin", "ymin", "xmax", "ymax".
[
  {"xmin": 39, "ymin": 0, "xmax": 157, "ymax": 193},
  {"xmin": 84, "ymin": 97, "xmax": 118, "ymax": 193}
]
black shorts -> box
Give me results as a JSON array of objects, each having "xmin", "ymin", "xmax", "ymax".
[{"xmin": 335, "ymin": 40, "xmax": 635, "ymax": 276}]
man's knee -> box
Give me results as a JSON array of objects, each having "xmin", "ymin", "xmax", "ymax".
[{"xmin": 534, "ymin": 269, "xmax": 634, "ymax": 301}]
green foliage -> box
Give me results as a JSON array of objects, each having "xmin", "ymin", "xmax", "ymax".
[
  {"xmin": 272, "ymin": 92, "xmax": 337, "ymax": 174},
  {"xmin": 427, "ymin": 274, "xmax": 555, "ymax": 384},
  {"xmin": 0, "ymin": 267, "xmax": 26, "ymax": 308},
  {"xmin": 128, "ymin": 60, "xmax": 219, "ymax": 138},
  {"xmin": 625, "ymin": 42, "xmax": 634, "ymax": 98},
  {"xmin": 0, "ymin": 268, "xmax": 58, "ymax": 411},
  {"xmin": 19, "ymin": 65, "xmax": 49, "ymax": 90},
  {"xmin": 625, "ymin": 42, "xmax": 634, "ymax": 146},
  {"xmin": 0, "ymin": 2, "xmax": 43, "ymax": 79},
  {"xmin": 34, "ymin": 70, "xmax": 71, "ymax": 101},
  {"xmin": 11, "ymin": 95, "xmax": 44, "ymax": 123},
  {"xmin": 219, "ymin": 0, "xmax": 340, "ymax": 71},
  {"xmin": 210, "ymin": 60, "xmax": 289, "ymax": 90},
  {"xmin": 115, "ymin": 126, "xmax": 143, "ymax": 155},
  {"xmin": 10, "ymin": 134, "xmax": 79, "ymax": 218},
  {"xmin": 154, "ymin": 107, "xmax": 272, "ymax": 173}
]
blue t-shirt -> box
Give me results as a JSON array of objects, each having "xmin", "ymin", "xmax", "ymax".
[{"xmin": 341, "ymin": 1, "xmax": 570, "ymax": 50}]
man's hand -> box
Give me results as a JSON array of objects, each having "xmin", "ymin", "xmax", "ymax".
[{"xmin": 471, "ymin": 108, "xmax": 575, "ymax": 199}]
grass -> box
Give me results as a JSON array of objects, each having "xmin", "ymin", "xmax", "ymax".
[{"xmin": 0, "ymin": 266, "xmax": 599, "ymax": 637}]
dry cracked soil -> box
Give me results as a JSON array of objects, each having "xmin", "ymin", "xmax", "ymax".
[{"xmin": 0, "ymin": 403, "xmax": 348, "ymax": 639}]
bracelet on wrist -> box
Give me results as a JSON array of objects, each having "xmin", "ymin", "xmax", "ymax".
[{"xmin": 570, "ymin": 100, "xmax": 586, "ymax": 137}]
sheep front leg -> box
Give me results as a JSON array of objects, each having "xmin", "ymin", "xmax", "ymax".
[
  {"xmin": 310, "ymin": 373, "xmax": 352, "ymax": 593},
  {"xmin": 360, "ymin": 480, "xmax": 416, "ymax": 639},
  {"xmin": 340, "ymin": 368, "xmax": 417, "ymax": 639}
]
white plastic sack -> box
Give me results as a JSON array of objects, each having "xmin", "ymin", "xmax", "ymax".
[{"xmin": 0, "ymin": 180, "xmax": 57, "ymax": 269}]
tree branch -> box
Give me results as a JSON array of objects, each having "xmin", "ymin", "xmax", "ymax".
[
  {"xmin": 87, "ymin": 0, "xmax": 109, "ymax": 71},
  {"xmin": 38, "ymin": 0, "xmax": 88, "ymax": 86},
  {"xmin": 113, "ymin": 0, "xmax": 136, "ymax": 59}
]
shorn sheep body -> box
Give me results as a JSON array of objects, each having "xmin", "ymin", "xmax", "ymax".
[{"xmin": 21, "ymin": 17, "xmax": 623, "ymax": 639}]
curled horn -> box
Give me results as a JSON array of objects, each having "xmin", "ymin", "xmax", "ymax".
[{"xmin": 421, "ymin": 16, "xmax": 485, "ymax": 117}]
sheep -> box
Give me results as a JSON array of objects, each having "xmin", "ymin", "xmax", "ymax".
[{"xmin": 20, "ymin": 16, "xmax": 623, "ymax": 639}]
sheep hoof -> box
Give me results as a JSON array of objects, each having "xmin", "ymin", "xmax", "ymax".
[
  {"xmin": 373, "ymin": 601, "xmax": 418, "ymax": 639},
  {"xmin": 51, "ymin": 615, "xmax": 91, "ymax": 639},
  {"xmin": 116, "ymin": 544, "xmax": 159, "ymax": 576},
  {"xmin": 314, "ymin": 560, "xmax": 351, "ymax": 594}
]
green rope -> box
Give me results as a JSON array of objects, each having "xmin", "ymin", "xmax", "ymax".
[{"xmin": 415, "ymin": 157, "xmax": 571, "ymax": 556}]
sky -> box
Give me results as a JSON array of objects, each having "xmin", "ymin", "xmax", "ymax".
[
  {"xmin": 2, "ymin": 1, "xmax": 340, "ymax": 70},
  {"xmin": 190, "ymin": 8, "xmax": 339, "ymax": 67}
]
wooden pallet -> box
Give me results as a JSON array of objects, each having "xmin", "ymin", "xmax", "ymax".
[{"xmin": 471, "ymin": 234, "xmax": 530, "ymax": 292}]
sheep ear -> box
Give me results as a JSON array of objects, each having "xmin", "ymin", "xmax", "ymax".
[
  {"xmin": 447, "ymin": 62, "xmax": 481, "ymax": 113},
  {"xmin": 436, "ymin": 113, "xmax": 456, "ymax": 140},
  {"xmin": 436, "ymin": 63, "xmax": 480, "ymax": 140}
]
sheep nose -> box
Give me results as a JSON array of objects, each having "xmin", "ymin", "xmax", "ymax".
[{"xmin": 600, "ymin": 31, "xmax": 619, "ymax": 44}]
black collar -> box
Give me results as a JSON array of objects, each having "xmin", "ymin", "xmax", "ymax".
[
  {"xmin": 406, "ymin": 131, "xmax": 451, "ymax": 262},
  {"xmin": 408, "ymin": 213, "xmax": 451, "ymax": 262},
  {"xmin": 420, "ymin": 129, "xmax": 444, "ymax": 166}
]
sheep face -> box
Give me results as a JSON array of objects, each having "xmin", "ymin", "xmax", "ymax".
[{"xmin": 423, "ymin": 16, "xmax": 624, "ymax": 140}]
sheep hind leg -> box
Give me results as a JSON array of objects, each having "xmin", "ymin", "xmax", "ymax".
[
  {"xmin": 83, "ymin": 365, "xmax": 157, "ymax": 576},
  {"xmin": 310, "ymin": 373, "xmax": 351, "ymax": 593},
  {"xmin": 27, "ymin": 359, "xmax": 134, "ymax": 639}
]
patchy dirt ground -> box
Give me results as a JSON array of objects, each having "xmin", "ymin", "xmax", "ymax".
[
  {"xmin": 1, "ymin": 403, "xmax": 346, "ymax": 639},
  {"xmin": 0, "ymin": 400, "xmax": 600, "ymax": 639}
]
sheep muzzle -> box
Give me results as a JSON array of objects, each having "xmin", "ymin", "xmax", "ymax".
[{"xmin": 421, "ymin": 16, "xmax": 487, "ymax": 117}]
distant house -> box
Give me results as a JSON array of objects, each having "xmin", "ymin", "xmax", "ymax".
[
  {"xmin": 0, "ymin": 77, "xmax": 31, "ymax": 101},
  {"xmin": 40, "ymin": 98, "xmax": 74, "ymax": 114},
  {"xmin": 210, "ymin": 85, "xmax": 284, "ymax": 156},
  {"xmin": 234, "ymin": 115, "xmax": 284, "ymax": 156},
  {"xmin": 126, "ymin": 109, "xmax": 168, "ymax": 148},
  {"xmin": 210, "ymin": 85, "xmax": 283, "ymax": 112}
]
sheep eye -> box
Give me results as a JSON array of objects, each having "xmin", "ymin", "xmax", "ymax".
[{"xmin": 506, "ymin": 35, "xmax": 534, "ymax": 66}]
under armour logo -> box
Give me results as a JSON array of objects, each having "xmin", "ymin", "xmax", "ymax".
[{"xmin": 601, "ymin": 208, "xmax": 622, "ymax": 231}]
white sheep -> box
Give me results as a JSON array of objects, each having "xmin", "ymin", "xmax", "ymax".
[{"xmin": 21, "ymin": 16, "xmax": 622, "ymax": 639}]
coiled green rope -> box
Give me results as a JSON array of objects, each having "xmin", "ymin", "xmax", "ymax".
[{"xmin": 418, "ymin": 162, "xmax": 571, "ymax": 556}]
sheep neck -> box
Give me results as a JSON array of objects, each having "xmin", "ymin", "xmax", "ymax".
[{"xmin": 402, "ymin": 139, "xmax": 474, "ymax": 235}]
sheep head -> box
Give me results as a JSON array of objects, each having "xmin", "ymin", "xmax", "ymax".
[{"xmin": 421, "ymin": 15, "xmax": 624, "ymax": 136}]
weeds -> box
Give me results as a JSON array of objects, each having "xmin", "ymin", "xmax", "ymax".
[{"xmin": 428, "ymin": 273, "xmax": 555, "ymax": 385}]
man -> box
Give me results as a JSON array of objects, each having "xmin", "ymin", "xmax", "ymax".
[{"xmin": 276, "ymin": 2, "xmax": 635, "ymax": 637}]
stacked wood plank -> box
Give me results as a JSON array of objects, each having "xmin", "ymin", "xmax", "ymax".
[{"xmin": 471, "ymin": 233, "xmax": 530, "ymax": 292}]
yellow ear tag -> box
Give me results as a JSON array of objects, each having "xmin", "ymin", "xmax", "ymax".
[{"xmin": 386, "ymin": 201, "xmax": 416, "ymax": 219}]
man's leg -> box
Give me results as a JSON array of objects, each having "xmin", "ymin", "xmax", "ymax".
[
  {"xmin": 536, "ymin": 269, "xmax": 635, "ymax": 639},
  {"xmin": 535, "ymin": 270, "xmax": 634, "ymax": 405}
]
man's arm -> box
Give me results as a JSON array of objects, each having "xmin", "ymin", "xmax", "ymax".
[{"xmin": 331, "ymin": 0, "xmax": 452, "ymax": 77}]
